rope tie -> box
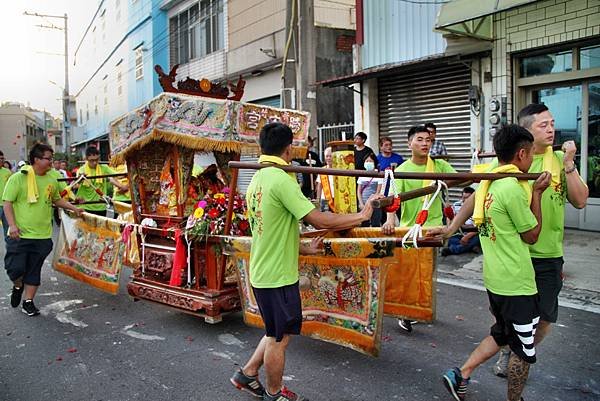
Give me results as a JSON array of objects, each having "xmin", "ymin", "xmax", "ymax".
[
  {"xmin": 381, "ymin": 169, "xmax": 400, "ymax": 213},
  {"xmin": 402, "ymin": 180, "xmax": 448, "ymax": 248}
]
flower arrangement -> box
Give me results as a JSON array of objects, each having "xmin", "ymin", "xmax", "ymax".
[{"xmin": 185, "ymin": 187, "xmax": 251, "ymax": 239}]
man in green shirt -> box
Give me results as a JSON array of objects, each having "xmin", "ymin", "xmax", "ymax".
[
  {"xmin": 381, "ymin": 125, "xmax": 455, "ymax": 332},
  {"xmin": 4, "ymin": 144, "xmax": 83, "ymax": 317},
  {"xmin": 442, "ymin": 124, "xmax": 550, "ymax": 401},
  {"xmin": 230, "ymin": 123, "xmax": 381, "ymax": 401},
  {"xmin": 75, "ymin": 146, "xmax": 128, "ymax": 216},
  {"xmin": 0, "ymin": 150, "xmax": 13, "ymax": 237},
  {"xmin": 432, "ymin": 104, "xmax": 590, "ymax": 377}
]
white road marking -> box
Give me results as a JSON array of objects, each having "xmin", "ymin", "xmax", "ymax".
[
  {"xmin": 218, "ymin": 333, "xmax": 245, "ymax": 348},
  {"xmin": 121, "ymin": 324, "xmax": 165, "ymax": 341},
  {"xmin": 40, "ymin": 300, "xmax": 96, "ymax": 328}
]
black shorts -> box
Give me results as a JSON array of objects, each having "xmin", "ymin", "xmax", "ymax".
[
  {"xmin": 488, "ymin": 290, "xmax": 540, "ymax": 364},
  {"xmin": 4, "ymin": 238, "xmax": 53, "ymax": 286},
  {"xmin": 532, "ymin": 257, "xmax": 563, "ymax": 323},
  {"xmin": 252, "ymin": 282, "xmax": 302, "ymax": 342}
]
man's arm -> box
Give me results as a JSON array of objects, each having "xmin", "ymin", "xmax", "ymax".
[
  {"xmin": 3, "ymin": 201, "xmax": 20, "ymax": 239},
  {"xmin": 520, "ymin": 172, "xmax": 551, "ymax": 244},
  {"xmin": 563, "ymin": 141, "xmax": 588, "ymax": 209},
  {"xmin": 426, "ymin": 194, "xmax": 475, "ymax": 238},
  {"xmin": 54, "ymin": 198, "xmax": 84, "ymax": 217},
  {"xmin": 303, "ymin": 195, "xmax": 381, "ymax": 230},
  {"xmin": 109, "ymin": 177, "xmax": 129, "ymax": 193}
]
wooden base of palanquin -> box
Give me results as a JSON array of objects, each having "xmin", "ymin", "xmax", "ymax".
[{"xmin": 127, "ymin": 277, "xmax": 240, "ymax": 323}]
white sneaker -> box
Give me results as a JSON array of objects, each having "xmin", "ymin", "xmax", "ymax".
[{"xmin": 398, "ymin": 319, "xmax": 417, "ymax": 332}]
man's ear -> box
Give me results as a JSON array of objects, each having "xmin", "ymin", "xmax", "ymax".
[{"xmin": 516, "ymin": 147, "xmax": 527, "ymax": 162}]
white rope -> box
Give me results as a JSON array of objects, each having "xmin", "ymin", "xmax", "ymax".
[
  {"xmin": 401, "ymin": 180, "xmax": 447, "ymax": 249},
  {"xmin": 380, "ymin": 169, "xmax": 398, "ymax": 197},
  {"xmin": 470, "ymin": 149, "xmax": 481, "ymax": 171}
]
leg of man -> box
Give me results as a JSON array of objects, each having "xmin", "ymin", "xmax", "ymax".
[
  {"xmin": 532, "ymin": 257, "xmax": 563, "ymax": 345},
  {"xmin": 460, "ymin": 335, "xmax": 500, "ymax": 379},
  {"xmin": 507, "ymin": 352, "xmax": 531, "ymax": 401},
  {"xmin": 5, "ymin": 237, "xmax": 27, "ymax": 308},
  {"xmin": 447, "ymin": 236, "xmax": 467, "ymax": 255},
  {"xmin": 242, "ymin": 335, "xmax": 268, "ymax": 376},
  {"xmin": 21, "ymin": 239, "xmax": 53, "ymax": 316},
  {"xmin": 264, "ymin": 335, "xmax": 290, "ymax": 394}
]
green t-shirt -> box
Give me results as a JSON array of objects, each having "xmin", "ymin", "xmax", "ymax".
[
  {"xmin": 0, "ymin": 167, "xmax": 12, "ymax": 199},
  {"xmin": 527, "ymin": 151, "xmax": 566, "ymax": 258},
  {"xmin": 394, "ymin": 159, "xmax": 456, "ymax": 227},
  {"xmin": 477, "ymin": 177, "xmax": 538, "ymax": 296},
  {"xmin": 48, "ymin": 168, "xmax": 68, "ymax": 193},
  {"xmin": 76, "ymin": 164, "xmax": 115, "ymax": 211},
  {"xmin": 2, "ymin": 171, "xmax": 60, "ymax": 239},
  {"xmin": 246, "ymin": 166, "xmax": 315, "ymax": 288}
]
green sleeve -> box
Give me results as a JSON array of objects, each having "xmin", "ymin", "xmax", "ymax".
[
  {"xmin": 275, "ymin": 175, "xmax": 315, "ymax": 220},
  {"xmin": 102, "ymin": 165, "xmax": 116, "ymax": 175},
  {"xmin": 504, "ymin": 181, "xmax": 538, "ymax": 234},
  {"xmin": 2, "ymin": 174, "xmax": 20, "ymax": 202},
  {"xmin": 438, "ymin": 159, "xmax": 456, "ymax": 173}
]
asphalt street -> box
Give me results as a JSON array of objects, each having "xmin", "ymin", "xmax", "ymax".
[{"xmin": 1, "ymin": 238, "xmax": 599, "ymax": 401}]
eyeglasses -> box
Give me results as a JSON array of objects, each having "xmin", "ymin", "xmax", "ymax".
[{"xmin": 41, "ymin": 157, "xmax": 54, "ymax": 161}]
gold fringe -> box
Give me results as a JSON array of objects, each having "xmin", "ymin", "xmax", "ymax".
[{"xmin": 111, "ymin": 128, "xmax": 309, "ymax": 164}]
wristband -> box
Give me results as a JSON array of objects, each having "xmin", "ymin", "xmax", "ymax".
[{"xmin": 565, "ymin": 164, "xmax": 577, "ymax": 174}]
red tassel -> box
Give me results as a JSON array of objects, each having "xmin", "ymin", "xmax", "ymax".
[
  {"xmin": 169, "ymin": 229, "xmax": 186, "ymax": 287},
  {"xmin": 415, "ymin": 210, "xmax": 428, "ymax": 225},
  {"xmin": 444, "ymin": 205, "xmax": 455, "ymax": 220},
  {"xmin": 384, "ymin": 196, "xmax": 401, "ymax": 213}
]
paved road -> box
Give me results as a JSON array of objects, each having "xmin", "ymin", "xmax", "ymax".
[{"xmin": 1, "ymin": 241, "xmax": 599, "ymax": 400}]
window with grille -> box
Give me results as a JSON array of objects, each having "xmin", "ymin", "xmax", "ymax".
[
  {"xmin": 135, "ymin": 47, "xmax": 144, "ymax": 80},
  {"xmin": 169, "ymin": 0, "xmax": 223, "ymax": 67}
]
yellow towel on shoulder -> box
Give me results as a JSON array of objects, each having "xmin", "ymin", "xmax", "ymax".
[
  {"xmin": 258, "ymin": 155, "xmax": 296, "ymax": 180},
  {"xmin": 542, "ymin": 145, "xmax": 561, "ymax": 187},
  {"xmin": 21, "ymin": 165, "xmax": 39, "ymax": 203},
  {"xmin": 420, "ymin": 157, "xmax": 436, "ymax": 205},
  {"xmin": 473, "ymin": 164, "xmax": 531, "ymax": 226},
  {"xmin": 81, "ymin": 162, "xmax": 102, "ymax": 186}
]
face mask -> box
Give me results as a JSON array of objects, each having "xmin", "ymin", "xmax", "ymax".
[{"xmin": 364, "ymin": 162, "xmax": 375, "ymax": 171}]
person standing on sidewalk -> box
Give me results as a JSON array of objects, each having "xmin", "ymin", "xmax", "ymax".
[
  {"xmin": 442, "ymin": 124, "xmax": 551, "ymax": 401},
  {"xmin": 426, "ymin": 123, "xmax": 448, "ymax": 157},
  {"xmin": 4, "ymin": 144, "xmax": 83, "ymax": 316},
  {"xmin": 230, "ymin": 122, "xmax": 381, "ymax": 401}
]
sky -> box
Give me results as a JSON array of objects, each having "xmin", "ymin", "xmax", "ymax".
[{"xmin": 0, "ymin": 1, "xmax": 96, "ymax": 117}]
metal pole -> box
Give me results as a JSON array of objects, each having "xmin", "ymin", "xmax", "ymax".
[{"xmin": 63, "ymin": 13, "xmax": 70, "ymax": 154}]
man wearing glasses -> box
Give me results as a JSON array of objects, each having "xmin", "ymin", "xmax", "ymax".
[
  {"xmin": 75, "ymin": 146, "xmax": 128, "ymax": 217},
  {"xmin": 3, "ymin": 143, "xmax": 83, "ymax": 316}
]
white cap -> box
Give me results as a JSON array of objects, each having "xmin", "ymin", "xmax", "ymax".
[{"xmin": 17, "ymin": 161, "xmax": 26, "ymax": 168}]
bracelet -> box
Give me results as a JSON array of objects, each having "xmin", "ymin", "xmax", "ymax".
[{"xmin": 565, "ymin": 164, "xmax": 577, "ymax": 174}]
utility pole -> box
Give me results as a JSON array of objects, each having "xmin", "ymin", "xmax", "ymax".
[
  {"xmin": 281, "ymin": 0, "xmax": 298, "ymax": 110},
  {"xmin": 24, "ymin": 11, "xmax": 70, "ymax": 154},
  {"xmin": 297, "ymin": 0, "xmax": 318, "ymax": 137}
]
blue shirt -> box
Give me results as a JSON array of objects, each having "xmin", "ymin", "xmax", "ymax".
[{"xmin": 377, "ymin": 153, "xmax": 404, "ymax": 170}]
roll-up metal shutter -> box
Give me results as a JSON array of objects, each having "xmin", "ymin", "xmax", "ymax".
[
  {"xmin": 378, "ymin": 62, "xmax": 472, "ymax": 199},
  {"xmin": 236, "ymin": 154, "xmax": 258, "ymax": 194}
]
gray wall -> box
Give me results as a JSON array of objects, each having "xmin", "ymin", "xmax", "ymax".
[{"xmin": 316, "ymin": 27, "xmax": 355, "ymax": 126}]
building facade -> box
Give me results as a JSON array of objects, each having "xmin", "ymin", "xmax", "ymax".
[
  {"xmin": 322, "ymin": 0, "xmax": 600, "ymax": 231},
  {"xmin": 0, "ymin": 103, "xmax": 47, "ymax": 165},
  {"xmin": 71, "ymin": 0, "xmax": 167, "ymax": 160}
]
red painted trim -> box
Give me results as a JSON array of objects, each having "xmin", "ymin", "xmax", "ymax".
[{"xmin": 356, "ymin": 0, "xmax": 364, "ymax": 45}]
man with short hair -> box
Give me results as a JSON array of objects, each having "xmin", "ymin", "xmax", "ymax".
[
  {"xmin": 230, "ymin": 122, "xmax": 381, "ymax": 401},
  {"xmin": 76, "ymin": 146, "xmax": 128, "ymax": 217},
  {"xmin": 353, "ymin": 131, "xmax": 375, "ymax": 170},
  {"xmin": 377, "ymin": 136, "xmax": 404, "ymax": 170},
  {"xmin": 426, "ymin": 122, "xmax": 448, "ymax": 157},
  {"xmin": 382, "ymin": 125, "xmax": 455, "ymax": 333},
  {"xmin": 442, "ymin": 124, "xmax": 551, "ymax": 401},
  {"xmin": 430, "ymin": 104, "xmax": 590, "ymax": 376},
  {"xmin": 3, "ymin": 143, "xmax": 83, "ymax": 316}
]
